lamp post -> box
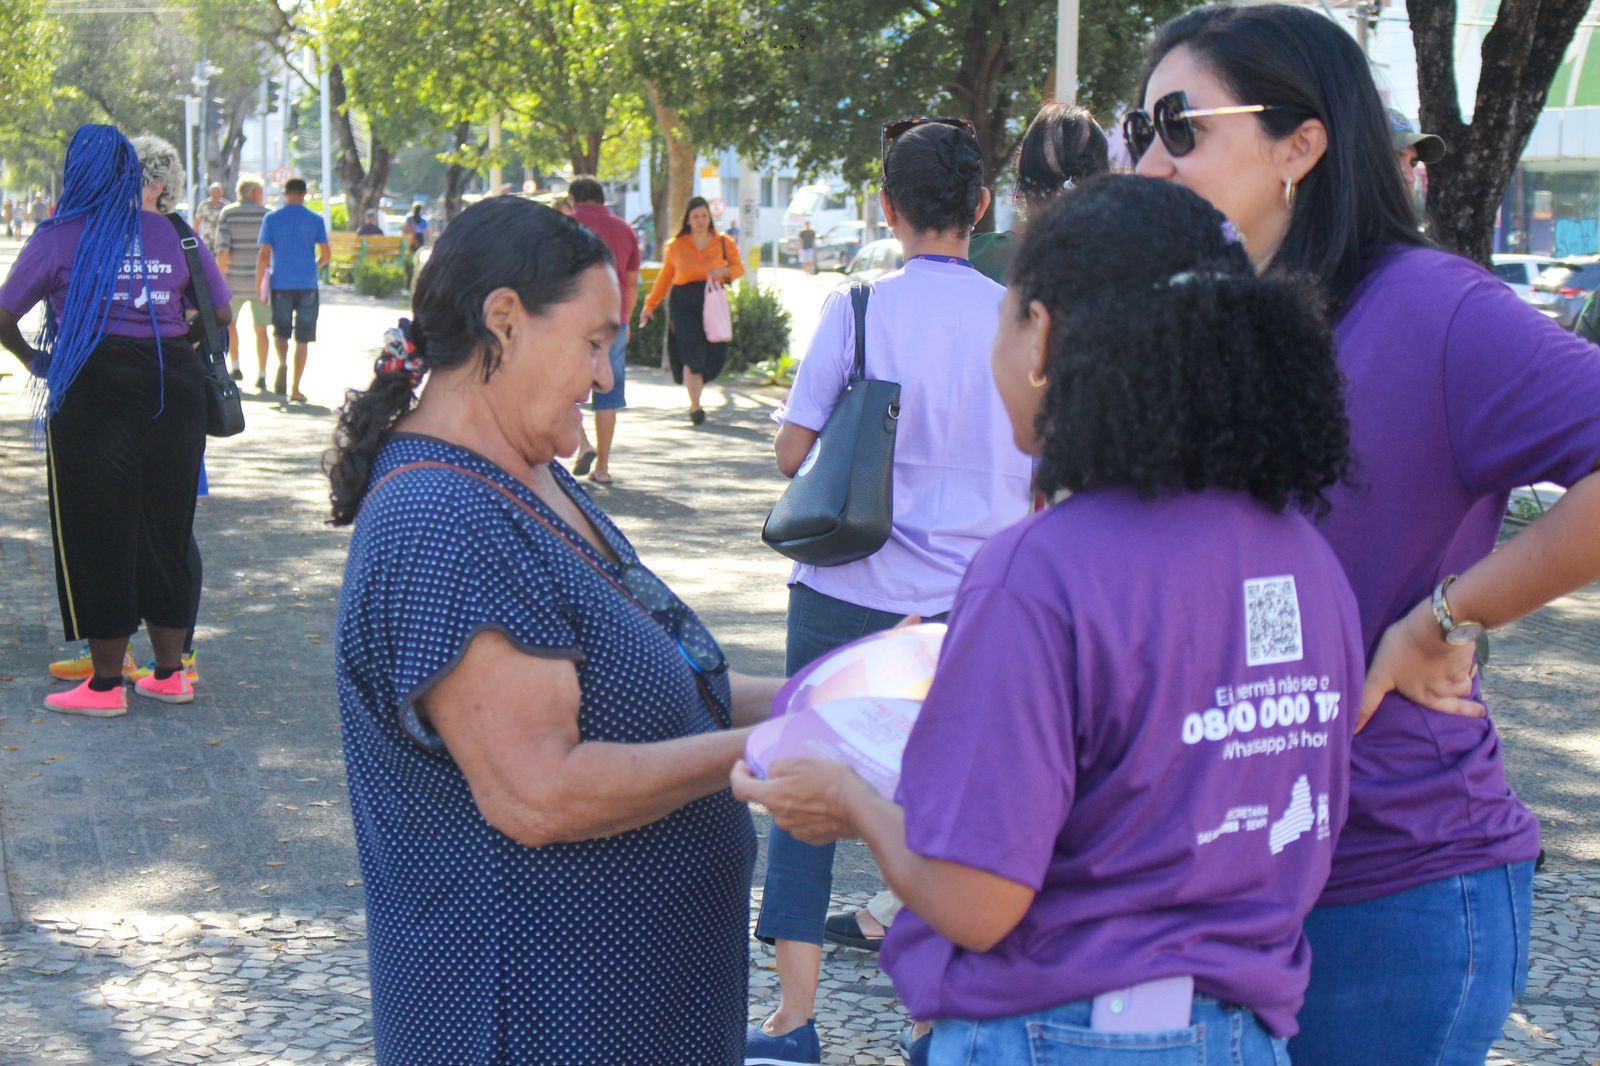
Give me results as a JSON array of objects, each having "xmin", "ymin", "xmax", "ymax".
[
  {"xmin": 191, "ymin": 59, "xmax": 223, "ymax": 199},
  {"xmin": 1056, "ymin": 0, "xmax": 1079, "ymax": 104},
  {"xmin": 183, "ymin": 95, "xmax": 200, "ymax": 218}
]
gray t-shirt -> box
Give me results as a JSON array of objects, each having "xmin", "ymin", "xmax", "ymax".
[{"xmin": 216, "ymin": 200, "xmax": 268, "ymax": 295}]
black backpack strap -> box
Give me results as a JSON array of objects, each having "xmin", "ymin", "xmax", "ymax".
[
  {"xmin": 849, "ymin": 281, "xmax": 871, "ymax": 381},
  {"xmin": 166, "ymin": 212, "xmax": 227, "ymax": 362}
]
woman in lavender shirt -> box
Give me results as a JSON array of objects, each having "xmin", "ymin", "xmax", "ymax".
[
  {"xmin": 737, "ymin": 175, "xmax": 1365, "ymax": 1063},
  {"xmin": 748, "ymin": 119, "xmax": 1033, "ymax": 1065},
  {"xmin": 1128, "ymin": 6, "xmax": 1600, "ymax": 1062}
]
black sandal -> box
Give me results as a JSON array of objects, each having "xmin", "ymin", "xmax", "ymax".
[{"xmin": 823, "ymin": 910, "xmax": 885, "ymax": 952}]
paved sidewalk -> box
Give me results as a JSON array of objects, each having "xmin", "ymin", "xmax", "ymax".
[{"xmin": 0, "ymin": 283, "xmax": 1596, "ymax": 1063}]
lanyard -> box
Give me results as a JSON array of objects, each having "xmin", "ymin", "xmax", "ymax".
[{"xmin": 909, "ymin": 253, "xmax": 974, "ymax": 269}]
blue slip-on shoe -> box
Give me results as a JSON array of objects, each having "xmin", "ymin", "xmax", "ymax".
[
  {"xmin": 745, "ymin": 1018, "xmax": 821, "ymax": 1065},
  {"xmin": 899, "ymin": 1022, "xmax": 931, "ymax": 1066}
]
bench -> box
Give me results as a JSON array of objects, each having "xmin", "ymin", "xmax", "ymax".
[{"xmin": 324, "ymin": 233, "xmax": 410, "ymax": 283}]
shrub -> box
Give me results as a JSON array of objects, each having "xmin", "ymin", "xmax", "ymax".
[
  {"xmin": 624, "ymin": 280, "xmax": 793, "ymax": 372},
  {"xmin": 727, "ymin": 282, "xmax": 792, "ymax": 372},
  {"xmin": 302, "ymin": 198, "xmax": 349, "ymax": 232},
  {"xmin": 627, "ymin": 302, "xmax": 667, "ymax": 367},
  {"xmin": 354, "ymin": 260, "xmax": 406, "ymax": 298}
]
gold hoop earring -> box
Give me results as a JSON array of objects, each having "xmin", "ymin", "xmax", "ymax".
[
  {"xmin": 1028, "ymin": 369, "xmax": 1048, "ymax": 388},
  {"xmin": 1284, "ymin": 177, "xmax": 1297, "ymax": 210}
]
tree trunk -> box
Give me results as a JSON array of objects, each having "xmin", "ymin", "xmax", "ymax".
[
  {"xmin": 569, "ymin": 128, "xmax": 603, "ymax": 176},
  {"xmin": 328, "ymin": 62, "xmax": 391, "ymax": 231},
  {"xmin": 947, "ymin": 0, "xmax": 1014, "ymax": 232},
  {"xmin": 645, "ymin": 80, "xmax": 697, "ymax": 250},
  {"xmin": 442, "ymin": 122, "xmax": 473, "ymax": 226},
  {"xmin": 1412, "ymin": 0, "xmax": 1590, "ymax": 263}
]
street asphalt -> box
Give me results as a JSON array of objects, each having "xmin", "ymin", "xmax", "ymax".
[{"xmin": 0, "ymin": 238, "xmax": 1595, "ymax": 1063}]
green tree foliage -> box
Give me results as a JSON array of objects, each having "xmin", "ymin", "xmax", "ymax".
[
  {"xmin": 742, "ymin": 0, "xmax": 1199, "ymax": 225},
  {"xmin": 0, "ymin": 0, "xmax": 55, "ymax": 113}
]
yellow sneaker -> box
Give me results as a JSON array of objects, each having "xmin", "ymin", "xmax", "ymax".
[
  {"xmin": 49, "ymin": 645, "xmax": 137, "ymax": 682},
  {"xmin": 126, "ymin": 650, "xmax": 200, "ymax": 686}
]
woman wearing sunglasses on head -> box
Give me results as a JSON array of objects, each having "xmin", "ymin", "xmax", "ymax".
[
  {"xmin": 968, "ymin": 103, "xmax": 1109, "ymax": 283},
  {"xmin": 747, "ymin": 117, "xmax": 1033, "ymax": 1066},
  {"xmin": 1128, "ymin": 6, "xmax": 1600, "ymax": 1062},
  {"xmin": 639, "ymin": 195, "xmax": 744, "ymax": 424},
  {"xmin": 738, "ymin": 174, "xmax": 1366, "ymax": 1065},
  {"xmin": 329, "ymin": 196, "xmax": 785, "ymax": 1065}
]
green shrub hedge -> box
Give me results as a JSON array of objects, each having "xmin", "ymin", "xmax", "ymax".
[
  {"xmin": 353, "ymin": 260, "xmax": 406, "ymax": 298},
  {"xmin": 624, "ymin": 281, "xmax": 793, "ymax": 373}
]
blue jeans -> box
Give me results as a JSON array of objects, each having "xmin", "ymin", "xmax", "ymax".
[
  {"xmin": 1290, "ymin": 860, "xmax": 1534, "ymax": 1065},
  {"xmin": 930, "ymin": 995, "xmax": 1288, "ymax": 1066},
  {"xmin": 590, "ymin": 324, "xmax": 628, "ymax": 411},
  {"xmin": 755, "ymin": 583, "xmax": 923, "ymax": 945}
]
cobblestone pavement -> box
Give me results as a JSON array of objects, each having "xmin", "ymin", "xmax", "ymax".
[{"xmin": 1, "ymin": 245, "xmax": 1596, "ymax": 1063}]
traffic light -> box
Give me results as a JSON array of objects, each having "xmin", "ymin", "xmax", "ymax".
[
  {"xmin": 206, "ymin": 98, "xmax": 225, "ymax": 131},
  {"xmin": 266, "ymin": 80, "xmax": 279, "ymax": 115}
]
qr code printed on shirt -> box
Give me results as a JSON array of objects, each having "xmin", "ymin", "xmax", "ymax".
[{"xmin": 1244, "ymin": 575, "xmax": 1304, "ymax": 666}]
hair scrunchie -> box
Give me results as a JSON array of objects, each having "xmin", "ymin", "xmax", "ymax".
[{"xmin": 375, "ymin": 318, "xmax": 427, "ymax": 386}]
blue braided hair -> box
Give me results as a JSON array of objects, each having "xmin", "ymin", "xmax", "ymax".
[{"xmin": 30, "ymin": 124, "xmax": 163, "ymax": 423}]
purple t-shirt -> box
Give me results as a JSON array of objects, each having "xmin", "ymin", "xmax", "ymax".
[
  {"xmin": 0, "ymin": 211, "xmax": 231, "ymax": 339},
  {"xmin": 883, "ymin": 489, "xmax": 1364, "ymax": 1037},
  {"xmin": 1317, "ymin": 246, "xmax": 1600, "ymax": 906}
]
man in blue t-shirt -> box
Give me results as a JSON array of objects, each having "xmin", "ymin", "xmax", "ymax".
[{"xmin": 255, "ymin": 178, "xmax": 330, "ymax": 403}]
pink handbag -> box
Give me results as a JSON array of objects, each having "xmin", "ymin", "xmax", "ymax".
[{"xmin": 703, "ymin": 279, "xmax": 733, "ymax": 343}]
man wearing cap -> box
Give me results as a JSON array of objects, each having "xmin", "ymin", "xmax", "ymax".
[{"xmin": 1388, "ymin": 108, "xmax": 1446, "ymax": 194}]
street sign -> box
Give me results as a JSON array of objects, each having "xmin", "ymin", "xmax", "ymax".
[{"xmin": 273, "ymin": 166, "xmax": 291, "ymax": 185}]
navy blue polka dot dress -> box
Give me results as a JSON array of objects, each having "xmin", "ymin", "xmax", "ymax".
[{"xmin": 335, "ymin": 434, "xmax": 756, "ymax": 1065}]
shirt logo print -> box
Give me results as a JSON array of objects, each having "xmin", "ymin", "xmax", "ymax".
[{"xmin": 1269, "ymin": 774, "xmax": 1314, "ymax": 855}]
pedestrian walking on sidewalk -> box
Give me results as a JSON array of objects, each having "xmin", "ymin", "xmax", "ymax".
[
  {"xmin": 748, "ymin": 117, "xmax": 1033, "ymax": 1066},
  {"xmin": 0, "ymin": 125, "xmax": 231, "ymax": 716},
  {"xmin": 194, "ymin": 181, "xmax": 227, "ymax": 249},
  {"xmin": 798, "ymin": 218, "xmax": 816, "ymax": 274},
  {"xmin": 639, "ymin": 195, "xmax": 743, "ymax": 424},
  {"xmin": 255, "ymin": 177, "xmax": 328, "ymax": 403},
  {"xmin": 1129, "ymin": 6, "xmax": 1600, "ymax": 1062},
  {"xmin": 329, "ymin": 195, "xmax": 784, "ymax": 1065},
  {"xmin": 738, "ymin": 173, "xmax": 1364, "ymax": 1066},
  {"xmin": 567, "ymin": 175, "xmax": 640, "ymax": 485},
  {"xmin": 215, "ymin": 175, "xmax": 269, "ymax": 383}
]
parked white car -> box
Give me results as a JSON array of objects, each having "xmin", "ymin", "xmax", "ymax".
[{"xmin": 1491, "ymin": 253, "xmax": 1557, "ymax": 301}]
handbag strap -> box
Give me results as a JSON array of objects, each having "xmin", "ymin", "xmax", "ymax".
[
  {"xmin": 365, "ymin": 459, "xmax": 729, "ymax": 724},
  {"xmin": 848, "ymin": 281, "xmax": 871, "ymax": 382},
  {"xmin": 166, "ymin": 213, "xmax": 226, "ymax": 363}
]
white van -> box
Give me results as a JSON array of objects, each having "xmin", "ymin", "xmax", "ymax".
[{"xmin": 782, "ymin": 183, "xmax": 857, "ymax": 259}]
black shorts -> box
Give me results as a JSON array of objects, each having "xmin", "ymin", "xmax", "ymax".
[
  {"xmin": 270, "ymin": 288, "xmax": 319, "ymax": 342},
  {"xmin": 46, "ymin": 336, "xmax": 207, "ymax": 641}
]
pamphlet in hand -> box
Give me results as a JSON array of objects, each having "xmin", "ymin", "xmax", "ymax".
[{"xmin": 744, "ymin": 623, "xmax": 946, "ymax": 800}]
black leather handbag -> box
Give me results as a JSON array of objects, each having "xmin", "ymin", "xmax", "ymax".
[
  {"xmin": 762, "ymin": 282, "xmax": 900, "ymax": 565},
  {"xmin": 168, "ymin": 213, "xmax": 245, "ymax": 438}
]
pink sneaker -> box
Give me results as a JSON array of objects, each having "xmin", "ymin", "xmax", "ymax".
[
  {"xmin": 133, "ymin": 669, "xmax": 194, "ymax": 704},
  {"xmin": 44, "ymin": 679, "xmax": 128, "ymax": 717}
]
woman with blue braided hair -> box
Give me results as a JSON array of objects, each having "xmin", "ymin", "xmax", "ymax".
[{"xmin": 0, "ymin": 125, "xmax": 232, "ymax": 717}]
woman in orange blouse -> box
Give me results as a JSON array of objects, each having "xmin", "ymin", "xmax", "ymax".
[{"xmin": 640, "ymin": 196, "xmax": 744, "ymax": 424}]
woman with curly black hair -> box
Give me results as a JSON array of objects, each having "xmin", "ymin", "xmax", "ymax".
[{"xmin": 736, "ymin": 175, "xmax": 1365, "ymax": 1064}]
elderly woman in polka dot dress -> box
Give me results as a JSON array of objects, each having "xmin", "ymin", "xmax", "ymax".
[{"xmin": 328, "ymin": 196, "xmax": 783, "ymax": 1065}]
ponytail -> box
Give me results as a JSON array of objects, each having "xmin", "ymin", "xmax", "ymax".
[{"xmin": 325, "ymin": 196, "xmax": 611, "ymax": 526}]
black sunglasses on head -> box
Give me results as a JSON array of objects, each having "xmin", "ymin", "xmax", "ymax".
[
  {"xmin": 1123, "ymin": 91, "xmax": 1291, "ymax": 164},
  {"xmin": 881, "ymin": 116, "xmax": 978, "ymax": 182}
]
